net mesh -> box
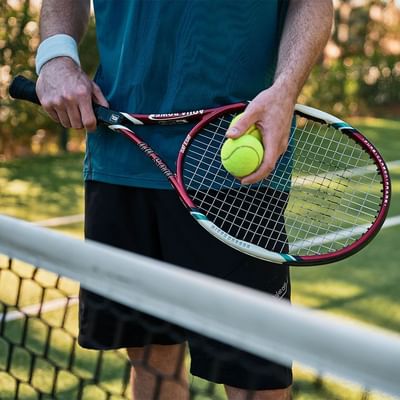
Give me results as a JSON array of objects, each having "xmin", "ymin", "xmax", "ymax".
[
  {"xmin": 1, "ymin": 255, "xmax": 288, "ymax": 400},
  {"xmin": 0, "ymin": 216, "xmax": 399, "ymax": 400},
  {"xmin": 182, "ymin": 112, "xmax": 384, "ymax": 257},
  {"xmin": 0, "ymin": 256, "xmax": 130, "ymax": 399}
]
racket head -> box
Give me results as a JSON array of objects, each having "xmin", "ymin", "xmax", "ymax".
[{"xmin": 175, "ymin": 104, "xmax": 391, "ymax": 266}]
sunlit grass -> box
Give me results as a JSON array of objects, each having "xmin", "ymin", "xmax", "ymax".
[
  {"xmin": 0, "ymin": 153, "xmax": 85, "ymax": 222},
  {"xmin": 293, "ymin": 365, "xmax": 397, "ymax": 400}
]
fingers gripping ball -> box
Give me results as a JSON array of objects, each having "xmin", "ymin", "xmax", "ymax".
[
  {"xmin": 229, "ymin": 113, "xmax": 262, "ymax": 141},
  {"xmin": 221, "ymin": 135, "xmax": 264, "ymax": 177},
  {"xmin": 220, "ymin": 113, "xmax": 264, "ymax": 177}
]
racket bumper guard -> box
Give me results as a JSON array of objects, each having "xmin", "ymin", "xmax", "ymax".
[{"xmin": 191, "ymin": 212, "xmax": 296, "ymax": 265}]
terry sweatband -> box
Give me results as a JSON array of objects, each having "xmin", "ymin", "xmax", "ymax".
[{"xmin": 35, "ymin": 34, "xmax": 81, "ymax": 75}]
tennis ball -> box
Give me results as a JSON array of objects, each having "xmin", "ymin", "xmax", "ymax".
[
  {"xmin": 221, "ymin": 135, "xmax": 264, "ymax": 177},
  {"xmin": 230, "ymin": 113, "xmax": 262, "ymax": 141}
]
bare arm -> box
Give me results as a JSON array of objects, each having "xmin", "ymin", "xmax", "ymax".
[
  {"xmin": 36, "ymin": 0, "xmax": 108, "ymax": 130},
  {"xmin": 39, "ymin": 0, "xmax": 90, "ymax": 41},
  {"xmin": 227, "ymin": 0, "xmax": 333, "ymax": 184},
  {"xmin": 273, "ymin": 0, "xmax": 333, "ymax": 103}
]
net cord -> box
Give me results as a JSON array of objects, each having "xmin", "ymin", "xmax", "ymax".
[{"xmin": 0, "ymin": 214, "xmax": 399, "ymax": 396}]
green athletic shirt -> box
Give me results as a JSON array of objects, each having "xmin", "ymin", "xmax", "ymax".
[{"xmin": 84, "ymin": 0, "xmax": 288, "ymax": 188}]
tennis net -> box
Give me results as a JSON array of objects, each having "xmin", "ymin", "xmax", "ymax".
[{"xmin": 0, "ymin": 214, "xmax": 399, "ymax": 399}]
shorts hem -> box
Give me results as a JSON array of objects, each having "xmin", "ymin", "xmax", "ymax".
[
  {"xmin": 190, "ymin": 370, "xmax": 293, "ymax": 391},
  {"xmin": 78, "ymin": 336, "xmax": 186, "ymax": 351}
]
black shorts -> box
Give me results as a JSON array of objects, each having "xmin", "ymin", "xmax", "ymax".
[{"xmin": 79, "ymin": 180, "xmax": 292, "ymax": 390}]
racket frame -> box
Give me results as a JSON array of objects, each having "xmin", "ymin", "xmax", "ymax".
[
  {"xmin": 8, "ymin": 76, "xmax": 391, "ymax": 266},
  {"xmin": 288, "ymin": 105, "xmax": 391, "ymax": 265},
  {"xmin": 112, "ymin": 103, "xmax": 391, "ymax": 266}
]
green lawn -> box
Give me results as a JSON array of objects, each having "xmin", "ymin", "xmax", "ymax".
[
  {"xmin": 0, "ymin": 116, "xmax": 399, "ymax": 399},
  {"xmin": 0, "ymin": 153, "xmax": 85, "ymax": 224}
]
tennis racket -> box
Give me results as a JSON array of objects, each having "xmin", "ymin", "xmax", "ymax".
[{"xmin": 9, "ymin": 75, "xmax": 391, "ymax": 266}]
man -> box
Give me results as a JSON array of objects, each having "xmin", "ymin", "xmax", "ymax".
[{"xmin": 35, "ymin": 1, "xmax": 333, "ymax": 399}]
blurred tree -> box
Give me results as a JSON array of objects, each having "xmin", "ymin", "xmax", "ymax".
[
  {"xmin": 1, "ymin": 0, "xmax": 43, "ymax": 158},
  {"xmin": 301, "ymin": 0, "xmax": 400, "ymax": 117},
  {"xmin": 0, "ymin": 0, "xmax": 98, "ymax": 159}
]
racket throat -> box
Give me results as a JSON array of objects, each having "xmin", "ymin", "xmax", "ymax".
[
  {"xmin": 117, "ymin": 127, "xmax": 175, "ymax": 180},
  {"xmin": 137, "ymin": 142, "xmax": 174, "ymax": 178}
]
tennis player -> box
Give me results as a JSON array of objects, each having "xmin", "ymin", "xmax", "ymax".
[{"xmin": 35, "ymin": 1, "xmax": 333, "ymax": 399}]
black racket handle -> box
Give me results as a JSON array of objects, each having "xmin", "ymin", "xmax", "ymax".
[
  {"xmin": 9, "ymin": 75, "xmax": 41, "ymax": 105},
  {"xmin": 9, "ymin": 75, "xmax": 126, "ymax": 127}
]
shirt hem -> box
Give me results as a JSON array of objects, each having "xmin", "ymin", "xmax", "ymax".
[{"xmin": 83, "ymin": 169, "xmax": 173, "ymax": 190}]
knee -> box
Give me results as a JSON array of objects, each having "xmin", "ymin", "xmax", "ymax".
[
  {"xmin": 224, "ymin": 385, "xmax": 292, "ymax": 400},
  {"xmin": 127, "ymin": 343, "xmax": 187, "ymax": 373},
  {"xmin": 127, "ymin": 346, "xmax": 146, "ymax": 364}
]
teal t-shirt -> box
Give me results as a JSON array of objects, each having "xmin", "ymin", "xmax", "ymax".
[{"xmin": 85, "ymin": 0, "xmax": 287, "ymax": 188}]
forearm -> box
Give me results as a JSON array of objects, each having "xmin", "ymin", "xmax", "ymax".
[
  {"xmin": 36, "ymin": 0, "xmax": 107, "ymax": 131},
  {"xmin": 227, "ymin": 0, "xmax": 333, "ymax": 184},
  {"xmin": 274, "ymin": 0, "xmax": 333, "ymax": 101},
  {"xmin": 39, "ymin": 0, "xmax": 90, "ymax": 42}
]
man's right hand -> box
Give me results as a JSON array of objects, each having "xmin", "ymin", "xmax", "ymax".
[{"xmin": 36, "ymin": 57, "xmax": 109, "ymax": 131}]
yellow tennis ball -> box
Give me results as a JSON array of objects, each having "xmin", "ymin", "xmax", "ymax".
[
  {"xmin": 221, "ymin": 135, "xmax": 264, "ymax": 177},
  {"xmin": 230, "ymin": 113, "xmax": 262, "ymax": 141}
]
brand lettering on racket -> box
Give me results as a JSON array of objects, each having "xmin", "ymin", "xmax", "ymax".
[
  {"xmin": 148, "ymin": 110, "xmax": 204, "ymax": 122},
  {"xmin": 110, "ymin": 114, "xmax": 119, "ymax": 123},
  {"xmin": 180, "ymin": 136, "xmax": 191, "ymax": 154},
  {"xmin": 358, "ymin": 135, "xmax": 391, "ymax": 206},
  {"xmin": 209, "ymin": 225, "xmax": 251, "ymax": 249},
  {"xmin": 137, "ymin": 142, "xmax": 173, "ymax": 178}
]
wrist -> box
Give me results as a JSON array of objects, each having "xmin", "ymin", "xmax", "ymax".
[
  {"xmin": 269, "ymin": 78, "xmax": 298, "ymax": 106},
  {"xmin": 40, "ymin": 56, "xmax": 80, "ymax": 73},
  {"xmin": 36, "ymin": 34, "xmax": 81, "ymax": 75}
]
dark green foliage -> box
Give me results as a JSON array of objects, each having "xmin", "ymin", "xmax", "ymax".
[
  {"xmin": 303, "ymin": 1, "xmax": 400, "ymax": 117},
  {"xmin": 0, "ymin": 1, "xmax": 98, "ymax": 158}
]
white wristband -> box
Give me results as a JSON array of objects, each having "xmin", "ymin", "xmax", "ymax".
[{"xmin": 35, "ymin": 34, "xmax": 81, "ymax": 75}]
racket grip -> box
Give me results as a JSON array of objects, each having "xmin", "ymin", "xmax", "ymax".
[
  {"xmin": 9, "ymin": 76, "xmax": 41, "ymax": 105},
  {"xmin": 9, "ymin": 75, "xmax": 117, "ymax": 127}
]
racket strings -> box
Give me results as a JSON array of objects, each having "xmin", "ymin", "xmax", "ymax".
[
  {"xmin": 182, "ymin": 112, "xmax": 384, "ymax": 257},
  {"xmin": 214, "ymin": 122, "xmax": 288, "ymax": 247},
  {"xmin": 184, "ymin": 115, "xmax": 286, "ymax": 252},
  {"xmin": 183, "ymin": 113, "xmax": 290, "ymax": 253},
  {"xmin": 193, "ymin": 118, "xmax": 282, "ymax": 246},
  {"xmin": 287, "ymin": 119, "xmax": 383, "ymax": 254}
]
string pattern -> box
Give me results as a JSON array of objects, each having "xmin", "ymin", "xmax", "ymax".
[{"xmin": 182, "ymin": 112, "xmax": 383, "ymax": 257}]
